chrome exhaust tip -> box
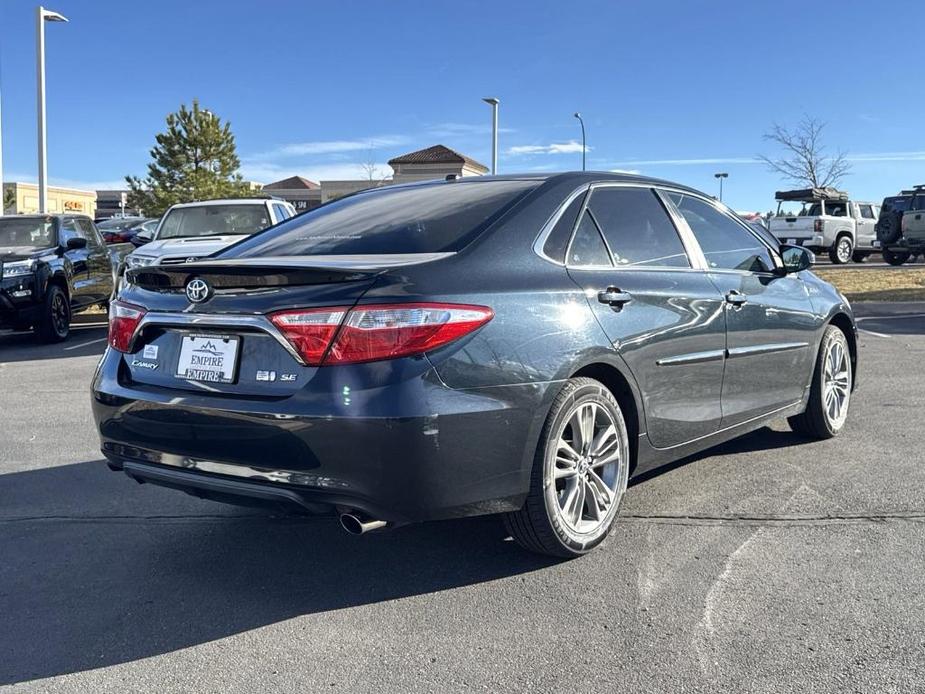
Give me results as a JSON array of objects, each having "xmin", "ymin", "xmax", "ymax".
[{"xmin": 339, "ymin": 512, "xmax": 388, "ymax": 535}]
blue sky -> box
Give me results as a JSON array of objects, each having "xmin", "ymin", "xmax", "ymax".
[{"xmin": 1, "ymin": 0, "xmax": 922, "ymax": 211}]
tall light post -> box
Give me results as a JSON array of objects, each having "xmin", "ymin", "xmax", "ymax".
[
  {"xmin": 482, "ymin": 97, "xmax": 499, "ymax": 175},
  {"xmin": 573, "ymin": 112, "xmax": 586, "ymax": 171},
  {"xmin": 714, "ymin": 172, "xmax": 729, "ymax": 202},
  {"xmin": 36, "ymin": 6, "xmax": 68, "ymax": 214}
]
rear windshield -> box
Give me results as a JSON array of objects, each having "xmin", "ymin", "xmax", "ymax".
[
  {"xmin": 158, "ymin": 204, "xmax": 272, "ymax": 239},
  {"xmin": 804, "ymin": 202, "xmax": 848, "ymax": 217},
  {"xmin": 220, "ymin": 180, "xmax": 539, "ymax": 258},
  {"xmin": 882, "ymin": 197, "xmax": 911, "ymax": 214},
  {"xmin": 98, "ymin": 218, "xmax": 144, "ymax": 231},
  {"xmin": 0, "ymin": 217, "xmax": 57, "ymax": 248}
]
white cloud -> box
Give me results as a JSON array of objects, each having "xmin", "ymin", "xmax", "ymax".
[
  {"xmin": 847, "ymin": 151, "xmax": 925, "ymax": 162},
  {"xmin": 253, "ymin": 135, "xmax": 410, "ymax": 160},
  {"xmin": 238, "ymin": 161, "xmax": 392, "ymax": 185},
  {"xmin": 611, "ymin": 156, "xmax": 759, "ymax": 167},
  {"xmin": 508, "ymin": 141, "xmax": 588, "ymax": 156}
]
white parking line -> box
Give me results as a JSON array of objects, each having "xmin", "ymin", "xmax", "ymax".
[{"xmin": 63, "ymin": 337, "xmax": 108, "ymax": 351}]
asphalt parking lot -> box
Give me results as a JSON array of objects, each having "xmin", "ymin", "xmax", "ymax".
[{"xmin": 1, "ymin": 304, "xmax": 924, "ymax": 693}]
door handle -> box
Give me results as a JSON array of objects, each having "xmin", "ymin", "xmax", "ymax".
[
  {"xmin": 597, "ymin": 287, "xmax": 633, "ymax": 308},
  {"xmin": 725, "ymin": 290, "xmax": 747, "ymax": 306}
]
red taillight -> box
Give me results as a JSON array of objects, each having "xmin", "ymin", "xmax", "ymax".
[
  {"xmin": 108, "ymin": 300, "xmax": 147, "ymax": 352},
  {"xmin": 268, "ymin": 307, "xmax": 348, "ymax": 366},
  {"xmin": 814, "ymin": 219, "xmax": 823, "ymax": 233},
  {"xmin": 269, "ymin": 303, "xmax": 493, "ymax": 366}
]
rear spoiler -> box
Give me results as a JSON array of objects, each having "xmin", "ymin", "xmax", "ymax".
[{"xmin": 127, "ymin": 252, "xmax": 454, "ymax": 291}]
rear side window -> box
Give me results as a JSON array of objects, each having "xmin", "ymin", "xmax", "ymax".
[
  {"xmin": 542, "ymin": 192, "xmax": 585, "ymax": 262},
  {"xmin": 586, "ymin": 188, "xmax": 689, "ymax": 268},
  {"xmin": 859, "ymin": 205, "xmax": 875, "ymax": 219},
  {"xmin": 668, "ymin": 193, "xmax": 774, "ymax": 273},
  {"xmin": 568, "ymin": 211, "xmax": 612, "ymax": 267},
  {"xmin": 222, "ymin": 180, "xmax": 539, "ymax": 257},
  {"xmin": 913, "ymin": 196, "xmax": 925, "ymax": 212}
]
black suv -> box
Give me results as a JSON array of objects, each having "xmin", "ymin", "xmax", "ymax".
[
  {"xmin": 875, "ymin": 186, "xmax": 925, "ymax": 265},
  {"xmin": 0, "ymin": 214, "xmax": 115, "ymax": 342}
]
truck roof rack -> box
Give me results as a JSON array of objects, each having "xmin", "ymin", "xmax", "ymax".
[{"xmin": 774, "ymin": 187, "xmax": 849, "ymax": 202}]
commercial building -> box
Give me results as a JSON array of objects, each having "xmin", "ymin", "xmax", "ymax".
[
  {"xmin": 3, "ymin": 182, "xmax": 97, "ymax": 217},
  {"xmin": 262, "ymin": 144, "xmax": 487, "ymax": 211}
]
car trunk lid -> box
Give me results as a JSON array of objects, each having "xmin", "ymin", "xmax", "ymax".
[{"xmin": 118, "ymin": 255, "xmax": 450, "ymax": 396}]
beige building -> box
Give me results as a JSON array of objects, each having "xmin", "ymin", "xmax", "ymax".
[
  {"xmin": 262, "ymin": 144, "xmax": 488, "ymax": 211},
  {"xmin": 388, "ymin": 144, "xmax": 489, "ymax": 183},
  {"xmin": 3, "ymin": 182, "xmax": 97, "ymax": 217}
]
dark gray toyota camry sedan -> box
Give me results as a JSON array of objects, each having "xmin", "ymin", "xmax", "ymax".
[{"xmin": 93, "ymin": 172, "xmax": 857, "ymax": 557}]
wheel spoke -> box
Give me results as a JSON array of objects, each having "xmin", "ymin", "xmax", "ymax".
[
  {"xmin": 586, "ymin": 470, "xmax": 612, "ymax": 517},
  {"xmin": 590, "ymin": 424, "xmax": 617, "ymax": 460},
  {"xmin": 566, "ymin": 478, "xmax": 586, "ymax": 526}
]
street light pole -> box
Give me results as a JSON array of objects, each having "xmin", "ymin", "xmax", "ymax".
[
  {"xmin": 714, "ymin": 172, "xmax": 729, "ymax": 202},
  {"xmin": 482, "ymin": 97, "xmax": 499, "ymax": 175},
  {"xmin": 573, "ymin": 112, "xmax": 586, "ymax": 171},
  {"xmin": 36, "ymin": 6, "xmax": 68, "ymax": 214}
]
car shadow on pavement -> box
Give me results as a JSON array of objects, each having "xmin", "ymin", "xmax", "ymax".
[
  {"xmin": 629, "ymin": 426, "xmax": 809, "ymax": 487},
  {"xmin": 0, "ymin": 315, "xmax": 108, "ymax": 363},
  {"xmin": 0, "ymin": 459, "xmax": 556, "ymax": 686}
]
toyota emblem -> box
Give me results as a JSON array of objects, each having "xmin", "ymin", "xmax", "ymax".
[{"xmin": 185, "ymin": 278, "xmax": 212, "ymax": 304}]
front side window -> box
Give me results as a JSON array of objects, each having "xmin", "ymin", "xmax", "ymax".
[
  {"xmin": 586, "ymin": 187, "xmax": 689, "ymax": 268},
  {"xmin": 158, "ymin": 204, "xmax": 274, "ymax": 239},
  {"xmin": 273, "ymin": 203, "xmax": 290, "ymax": 222},
  {"xmin": 222, "ymin": 180, "xmax": 538, "ymax": 257},
  {"xmin": 668, "ymin": 193, "xmax": 775, "ymax": 273}
]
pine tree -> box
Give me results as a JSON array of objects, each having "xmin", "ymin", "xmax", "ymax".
[{"xmin": 126, "ymin": 100, "xmax": 252, "ymax": 215}]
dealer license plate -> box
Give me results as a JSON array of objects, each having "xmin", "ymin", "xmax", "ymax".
[{"xmin": 176, "ymin": 334, "xmax": 240, "ymax": 383}]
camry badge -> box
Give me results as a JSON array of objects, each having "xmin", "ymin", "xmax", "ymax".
[{"xmin": 186, "ymin": 278, "xmax": 212, "ymax": 304}]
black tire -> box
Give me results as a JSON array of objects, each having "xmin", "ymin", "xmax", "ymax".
[
  {"xmin": 34, "ymin": 285, "xmax": 71, "ymax": 343},
  {"xmin": 883, "ymin": 248, "xmax": 911, "ymax": 266},
  {"xmin": 504, "ymin": 377, "xmax": 630, "ymax": 558},
  {"xmin": 851, "ymin": 251, "xmax": 869, "ymax": 263},
  {"xmin": 828, "ymin": 235, "xmax": 853, "ymax": 264},
  {"xmin": 788, "ymin": 325, "xmax": 852, "ymax": 439}
]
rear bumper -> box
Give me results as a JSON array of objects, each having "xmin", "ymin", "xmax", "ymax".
[{"xmin": 92, "ymin": 350, "xmax": 555, "ymax": 523}]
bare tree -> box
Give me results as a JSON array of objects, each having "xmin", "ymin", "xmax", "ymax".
[
  {"xmin": 358, "ymin": 146, "xmax": 386, "ymax": 183},
  {"xmin": 758, "ymin": 117, "xmax": 851, "ymax": 189}
]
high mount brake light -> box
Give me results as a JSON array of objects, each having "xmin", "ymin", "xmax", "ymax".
[
  {"xmin": 269, "ymin": 303, "xmax": 493, "ymax": 366},
  {"xmin": 108, "ymin": 300, "xmax": 147, "ymax": 352}
]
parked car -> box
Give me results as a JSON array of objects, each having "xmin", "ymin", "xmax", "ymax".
[
  {"xmin": 122, "ymin": 198, "xmax": 295, "ymax": 272},
  {"xmin": 97, "ymin": 217, "xmax": 158, "ymax": 245},
  {"xmin": 94, "ymin": 173, "xmax": 857, "ymax": 558},
  {"xmin": 875, "ymin": 186, "xmax": 925, "ymax": 265},
  {"xmin": 0, "ymin": 214, "xmax": 114, "ymax": 342},
  {"xmin": 769, "ymin": 188, "xmax": 879, "ymax": 264}
]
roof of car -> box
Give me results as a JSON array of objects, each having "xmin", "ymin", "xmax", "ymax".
[
  {"xmin": 370, "ymin": 171, "xmax": 710, "ymax": 196},
  {"xmin": 166, "ymin": 198, "xmax": 278, "ymax": 210}
]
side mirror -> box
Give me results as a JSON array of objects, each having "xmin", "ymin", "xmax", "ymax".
[
  {"xmin": 65, "ymin": 236, "xmax": 88, "ymax": 250},
  {"xmin": 132, "ymin": 229, "xmax": 153, "ymax": 246},
  {"xmin": 779, "ymin": 244, "xmax": 814, "ymax": 274}
]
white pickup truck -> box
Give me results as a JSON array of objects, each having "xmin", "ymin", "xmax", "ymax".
[{"xmin": 769, "ymin": 188, "xmax": 879, "ymax": 264}]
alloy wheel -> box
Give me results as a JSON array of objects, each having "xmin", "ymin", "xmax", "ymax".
[
  {"xmin": 52, "ymin": 293, "xmax": 69, "ymax": 336},
  {"xmin": 551, "ymin": 401, "xmax": 623, "ymax": 534},
  {"xmin": 823, "ymin": 338, "xmax": 851, "ymax": 428},
  {"xmin": 837, "ymin": 239, "xmax": 852, "ymax": 263}
]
